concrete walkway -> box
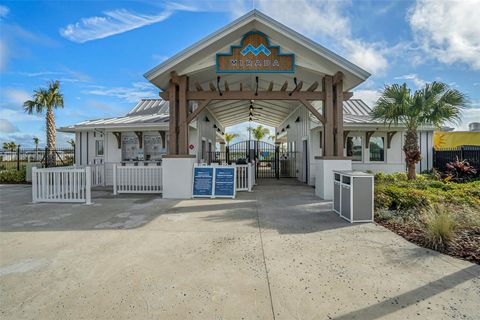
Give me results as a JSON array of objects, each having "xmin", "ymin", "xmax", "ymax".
[{"xmin": 0, "ymin": 181, "xmax": 479, "ymax": 319}]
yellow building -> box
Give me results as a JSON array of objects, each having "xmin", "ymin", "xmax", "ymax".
[{"xmin": 434, "ymin": 131, "xmax": 480, "ymax": 149}]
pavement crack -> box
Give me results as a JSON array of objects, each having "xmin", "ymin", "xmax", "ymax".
[{"xmin": 254, "ymin": 190, "xmax": 276, "ymax": 320}]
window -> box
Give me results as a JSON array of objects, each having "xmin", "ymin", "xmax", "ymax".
[
  {"xmin": 95, "ymin": 140, "xmax": 104, "ymax": 156},
  {"xmin": 122, "ymin": 136, "xmax": 139, "ymax": 161},
  {"xmin": 144, "ymin": 135, "xmax": 164, "ymax": 161},
  {"xmin": 346, "ymin": 136, "xmax": 362, "ymax": 161},
  {"xmin": 369, "ymin": 136, "xmax": 385, "ymax": 161}
]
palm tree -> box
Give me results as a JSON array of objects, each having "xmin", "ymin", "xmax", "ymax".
[
  {"xmin": 224, "ymin": 133, "xmax": 239, "ymax": 146},
  {"xmin": 372, "ymin": 82, "xmax": 467, "ymax": 180},
  {"xmin": 248, "ymin": 125, "xmax": 270, "ymax": 141},
  {"xmin": 3, "ymin": 142, "xmax": 17, "ymax": 152},
  {"xmin": 67, "ymin": 139, "xmax": 75, "ymax": 148},
  {"xmin": 23, "ymin": 81, "xmax": 64, "ymax": 150},
  {"xmin": 33, "ymin": 137, "xmax": 40, "ymax": 161}
]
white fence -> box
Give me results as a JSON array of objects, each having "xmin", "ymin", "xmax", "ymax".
[
  {"xmin": 236, "ymin": 162, "xmax": 255, "ymax": 192},
  {"xmin": 113, "ymin": 164, "xmax": 163, "ymax": 194},
  {"xmin": 89, "ymin": 163, "xmax": 105, "ymax": 187},
  {"xmin": 32, "ymin": 166, "xmax": 91, "ymax": 204}
]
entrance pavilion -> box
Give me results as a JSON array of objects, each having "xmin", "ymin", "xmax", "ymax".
[{"xmin": 144, "ymin": 10, "xmax": 370, "ymax": 198}]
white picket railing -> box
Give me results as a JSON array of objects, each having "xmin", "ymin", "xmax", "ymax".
[
  {"xmin": 89, "ymin": 163, "xmax": 105, "ymax": 187},
  {"xmin": 113, "ymin": 164, "xmax": 163, "ymax": 194},
  {"xmin": 236, "ymin": 162, "xmax": 255, "ymax": 192},
  {"xmin": 32, "ymin": 166, "xmax": 91, "ymax": 204}
]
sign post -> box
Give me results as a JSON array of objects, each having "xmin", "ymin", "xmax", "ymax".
[{"xmin": 214, "ymin": 167, "xmax": 236, "ymax": 198}]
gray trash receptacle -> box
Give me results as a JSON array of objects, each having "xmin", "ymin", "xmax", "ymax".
[{"xmin": 333, "ymin": 171, "xmax": 374, "ymax": 223}]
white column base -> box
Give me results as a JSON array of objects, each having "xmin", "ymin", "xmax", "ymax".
[
  {"xmin": 315, "ymin": 158, "xmax": 352, "ymax": 200},
  {"xmin": 162, "ymin": 156, "xmax": 196, "ymax": 199}
]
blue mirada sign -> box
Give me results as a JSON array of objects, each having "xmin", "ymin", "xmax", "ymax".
[{"xmin": 216, "ymin": 31, "xmax": 295, "ymax": 73}]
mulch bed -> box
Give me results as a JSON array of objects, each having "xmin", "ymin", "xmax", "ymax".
[{"xmin": 376, "ymin": 219, "xmax": 480, "ymax": 265}]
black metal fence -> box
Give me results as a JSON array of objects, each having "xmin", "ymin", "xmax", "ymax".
[
  {"xmin": 0, "ymin": 147, "xmax": 75, "ymax": 171},
  {"xmin": 207, "ymin": 140, "xmax": 298, "ymax": 179},
  {"xmin": 433, "ymin": 146, "xmax": 480, "ymax": 172}
]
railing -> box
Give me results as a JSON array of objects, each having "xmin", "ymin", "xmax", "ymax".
[
  {"xmin": 113, "ymin": 164, "xmax": 163, "ymax": 194},
  {"xmin": 89, "ymin": 163, "xmax": 105, "ymax": 187},
  {"xmin": 0, "ymin": 147, "xmax": 75, "ymax": 171},
  {"xmin": 236, "ymin": 162, "xmax": 255, "ymax": 192},
  {"xmin": 433, "ymin": 146, "xmax": 480, "ymax": 172},
  {"xmin": 32, "ymin": 166, "xmax": 91, "ymax": 204}
]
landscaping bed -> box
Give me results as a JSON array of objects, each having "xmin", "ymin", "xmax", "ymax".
[{"xmin": 374, "ymin": 172, "xmax": 480, "ymax": 264}]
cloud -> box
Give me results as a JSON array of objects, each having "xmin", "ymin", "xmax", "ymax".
[
  {"xmin": 3, "ymin": 88, "xmax": 30, "ymax": 105},
  {"xmin": 82, "ymin": 82, "xmax": 157, "ymax": 103},
  {"xmin": 60, "ymin": 8, "xmax": 173, "ymax": 43},
  {"xmin": 0, "ymin": 119, "xmax": 18, "ymax": 133},
  {"xmin": 409, "ymin": 0, "xmax": 480, "ymax": 70},
  {"xmin": 0, "ymin": 108, "xmax": 42, "ymax": 122},
  {"xmin": 353, "ymin": 89, "xmax": 382, "ymax": 107},
  {"xmin": 230, "ymin": 0, "xmax": 388, "ymax": 74},
  {"xmin": 0, "ymin": 5, "xmax": 9, "ymax": 19},
  {"xmin": 394, "ymin": 73, "xmax": 427, "ymax": 88}
]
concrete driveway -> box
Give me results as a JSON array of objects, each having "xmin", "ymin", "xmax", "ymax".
[{"xmin": 1, "ymin": 181, "xmax": 479, "ymax": 319}]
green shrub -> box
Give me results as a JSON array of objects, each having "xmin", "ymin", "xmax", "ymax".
[
  {"xmin": 424, "ymin": 206, "xmax": 456, "ymax": 250},
  {"xmin": 0, "ymin": 169, "xmax": 26, "ymax": 183}
]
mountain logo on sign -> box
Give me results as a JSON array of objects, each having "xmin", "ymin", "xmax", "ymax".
[{"xmin": 241, "ymin": 44, "xmax": 271, "ymax": 56}]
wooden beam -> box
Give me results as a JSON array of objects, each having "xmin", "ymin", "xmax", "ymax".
[
  {"xmin": 159, "ymin": 91, "xmax": 169, "ymax": 100},
  {"xmin": 299, "ymin": 98, "xmax": 325, "ymax": 124},
  {"xmin": 323, "ymin": 75, "xmax": 334, "ymax": 157},
  {"xmin": 343, "ymin": 92, "xmax": 353, "ymax": 100},
  {"xmin": 168, "ymin": 82, "xmax": 178, "ymax": 154},
  {"xmin": 209, "ymin": 81, "xmax": 216, "ymax": 91},
  {"xmin": 194, "ymin": 82, "xmax": 203, "ymax": 91},
  {"xmin": 267, "ymin": 81, "xmax": 274, "ymax": 91},
  {"xmin": 387, "ymin": 131, "xmax": 397, "ymax": 149},
  {"xmin": 112, "ymin": 132, "xmax": 122, "ymax": 149},
  {"xmin": 365, "ymin": 131, "xmax": 375, "ymax": 148},
  {"xmin": 333, "ymin": 71, "xmax": 344, "ymax": 85},
  {"xmin": 159, "ymin": 131, "xmax": 166, "ymax": 148},
  {"xmin": 334, "ymin": 78, "xmax": 344, "ymax": 157},
  {"xmin": 170, "ymin": 71, "xmax": 180, "ymax": 84},
  {"xmin": 187, "ymin": 99, "xmax": 211, "ymax": 123},
  {"xmin": 178, "ymin": 75, "xmax": 189, "ymax": 155},
  {"xmin": 280, "ymin": 80, "xmax": 288, "ymax": 91},
  {"xmin": 134, "ymin": 131, "xmax": 143, "ymax": 149},
  {"xmin": 186, "ymin": 90, "xmax": 330, "ymax": 101},
  {"xmin": 306, "ymin": 81, "xmax": 319, "ymax": 92}
]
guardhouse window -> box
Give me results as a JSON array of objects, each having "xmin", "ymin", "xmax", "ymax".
[
  {"xmin": 95, "ymin": 140, "xmax": 104, "ymax": 157},
  {"xmin": 369, "ymin": 136, "xmax": 385, "ymax": 162},
  {"xmin": 122, "ymin": 135, "xmax": 139, "ymax": 161},
  {"xmin": 144, "ymin": 135, "xmax": 164, "ymax": 161},
  {"xmin": 346, "ymin": 136, "xmax": 362, "ymax": 161}
]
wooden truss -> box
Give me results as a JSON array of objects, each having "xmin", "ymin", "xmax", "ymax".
[{"xmin": 162, "ymin": 71, "xmax": 351, "ymax": 157}]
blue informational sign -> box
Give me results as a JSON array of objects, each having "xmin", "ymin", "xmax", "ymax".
[
  {"xmin": 214, "ymin": 167, "xmax": 236, "ymax": 198},
  {"xmin": 192, "ymin": 167, "xmax": 214, "ymax": 197}
]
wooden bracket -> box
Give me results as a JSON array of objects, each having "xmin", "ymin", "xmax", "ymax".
[
  {"xmin": 113, "ymin": 132, "xmax": 122, "ymax": 149},
  {"xmin": 387, "ymin": 131, "xmax": 397, "ymax": 149},
  {"xmin": 299, "ymin": 98, "xmax": 326, "ymax": 124},
  {"xmin": 343, "ymin": 131, "xmax": 350, "ymax": 147},
  {"xmin": 134, "ymin": 131, "xmax": 143, "ymax": 148},
  {"xmin": 187, "ymin": 99, "xmax": 211, "ymax": 123},
  {"xmin": 365, "ymin": 131, "xmax": 375, "ymax": 149},
  {"xmin": 159, "ymin": 131, "xmax": 166, "ymax": 148}
]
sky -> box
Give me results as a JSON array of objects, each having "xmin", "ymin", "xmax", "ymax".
[{"xmin": 1, "ymin": 0, "xmax": 479, "ymax": 148}]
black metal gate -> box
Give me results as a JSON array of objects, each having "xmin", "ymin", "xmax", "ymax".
[{"xmin": 207, "ymin": 140, "xmax": 298, "ymax": 179}]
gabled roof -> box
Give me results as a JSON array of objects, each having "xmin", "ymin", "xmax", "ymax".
[{"xmin": 144, "ymin": 9, "xmax": 370, "ymax": 91}]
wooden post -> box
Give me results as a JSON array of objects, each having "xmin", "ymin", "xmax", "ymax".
[
  {"xmin": 323, "ymin": 75, "xmax": 334, "ymax": 157},
  {"xmin": 168, "ymin": 80, "xmax": 178, "ymax": 155},
  {"xmin": 334, "ymin": 75, "xmax": 344, "ymax": 157},
  {"xmin": 178, "ymin": 75, "xmax": 189, "ymax": 155}
]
